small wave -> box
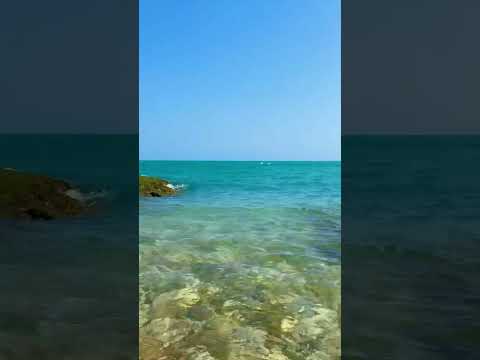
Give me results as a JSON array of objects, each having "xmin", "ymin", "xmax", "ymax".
[
  {"xmin": 64, "ymin": 189, "xmax": 109, "ymax": 204},
  {"xmin": 170, "ymin": 183, "xmax": 187, "ymax": 191}
]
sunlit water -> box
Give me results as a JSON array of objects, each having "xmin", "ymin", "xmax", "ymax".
[{"xmin": 140, "ymin": 161, "xmax": 341, "ymax": 360}]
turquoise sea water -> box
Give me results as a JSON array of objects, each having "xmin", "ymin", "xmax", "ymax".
[{"xmin": 140, "ymin": 161, "xmax": 341, "ymax": 360}]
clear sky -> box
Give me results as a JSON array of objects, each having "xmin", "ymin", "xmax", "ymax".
[{"xmin": 140, "ymin": 0, "xmax": 340, "ymax": 160}]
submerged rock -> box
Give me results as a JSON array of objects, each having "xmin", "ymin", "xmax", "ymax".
[
  {"xmin": 150, "ymin": 287, "xmax": 201, "ymax": 319},
  {"xmin": 267, "ymin": 348, "xmax": 290, "ymax": 360},
  {"xmin": 228, "ymin": 326, "xmax": 270, "ymax": 359},
  {"xmin": 140, "ymin": 336, "xmax": 176, "ymax": 360},
  {"xmin": 0, "ymin": 168, "xmax": 85, "ymax": 220},
  {"xmin": 144, "ymin": 317, "xmax": 201, "ymax": 348},
  {"xmin": 184, "ymin": 346, "xmax": 217, "ymax": 360},
  {"xmin": 140, "ymin": 176, "xmax": 177, "ymax": 197}
]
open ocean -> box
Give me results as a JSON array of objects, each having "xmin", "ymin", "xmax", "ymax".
[{"xmin": 139, "ymin": 161, "xmax": 341, "ymax": 360}]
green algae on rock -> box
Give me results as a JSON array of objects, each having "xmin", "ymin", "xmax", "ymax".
[
  {"xmin": 0, "ymin": 168, "xmax": 84, "ymax": 220},
  {"xmin": 140, "ymin": 176, "xmax": 177, "ymax": 197}
]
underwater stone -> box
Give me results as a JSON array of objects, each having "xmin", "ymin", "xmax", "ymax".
[
  {"xmin": 280, "ymin": 316, "xmax": 298, "ymax": 333},
  {"xmin": 150, "ymin": 290, "xmax": 183, "ymax": 319},
  {"xmin": 187, "ymin": 304, "xmax": 216, "ymax": 321},
  {"xmin": 228, "ymin": 327, "xmax": 270, "ymax": 360},
  {"xmin": 290, "ymin": 306, "xmax": 337, "ymax": 343},
  {"xmin": 139, "ymin": 336, "xmax": 175, "ymax": 360},
  {"xmin": 185, "ymin": 346, "xmax": 217, "ymax": 360},
  {"xmin": 144, "ymin": 317, "xmax": 198, "ymax": 347},
  {"xmin": 175, "ymin": 287, "xmax": 201, "ymax": 308},
  {"xmin": 305, "ymin": 351, "xmax": 329, "ymax": 360},
  {"xmin": 267, "ymin": 348, "xmax": 290, "ymax": 360},
  {"xmin": 139, "ymin": 288, "xmax": 150, "ymax": 328},
  {"xmin": 150, "ymin": 287, "xmax": 201, "ymax": 319}
]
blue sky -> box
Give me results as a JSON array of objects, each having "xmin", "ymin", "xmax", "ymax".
[{"xmin": 140, "ymin": 0, "xmax": 340, "ymax": 160}]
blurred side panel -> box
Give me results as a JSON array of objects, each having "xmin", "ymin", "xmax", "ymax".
[
  {"xmin": 342, "ymin": 1, "xmax": 480, "ymax": 359},
  {"xmin": 0, "ymin": 1, "xmax": 138, "ymax": 359}
]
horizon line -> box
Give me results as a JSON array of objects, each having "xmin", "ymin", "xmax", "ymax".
[{"xmin": 139, "ymin": 159, "xmax": 341, "ymax": 162}]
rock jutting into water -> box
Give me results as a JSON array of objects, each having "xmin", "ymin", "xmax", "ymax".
[
  {"xmin": 0, "ymin": 168, "xmax": 85, "ymax": 220},
  {"xmin": 140, "ymin": 175, "xmax": 177, "ymax": 197}
]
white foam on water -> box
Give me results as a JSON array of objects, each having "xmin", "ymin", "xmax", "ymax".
[
  {"xmin": 170, "ymin": 183, "xmax": 187, "ymax": 191},
  {"xmin": 64, "ymin": 189, "xmax": 109, "ymax": 204}
]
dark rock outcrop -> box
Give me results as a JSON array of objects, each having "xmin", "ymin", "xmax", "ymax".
[
  {"xmin": 139, "ymin": 176, "xmax": 176, "ymax": 197},
  {"xmin": 0, "ymin": 168, "xmax": 84, "ymax": 220}
]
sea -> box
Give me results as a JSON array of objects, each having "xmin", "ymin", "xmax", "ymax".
[
  {"xmin": 3, "ymin": 135, "xmax": 478, "ymax": 359},
  {"xmin": 139, "ymin": 161, "xmax": 341, "ymax": 360}
]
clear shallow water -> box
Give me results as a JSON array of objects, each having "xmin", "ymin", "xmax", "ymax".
[{"xmin": 140, "ymin": 161, "xmax": 341, "ymax": 360}]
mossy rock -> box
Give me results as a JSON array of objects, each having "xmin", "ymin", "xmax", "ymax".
[
  {"xmin": 0, "ymin": 168, "xmax": 84, "ymax": 220},
  {"xmin": 139, "ymin": 176, "xmax": 177, "ymax": 197}
]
